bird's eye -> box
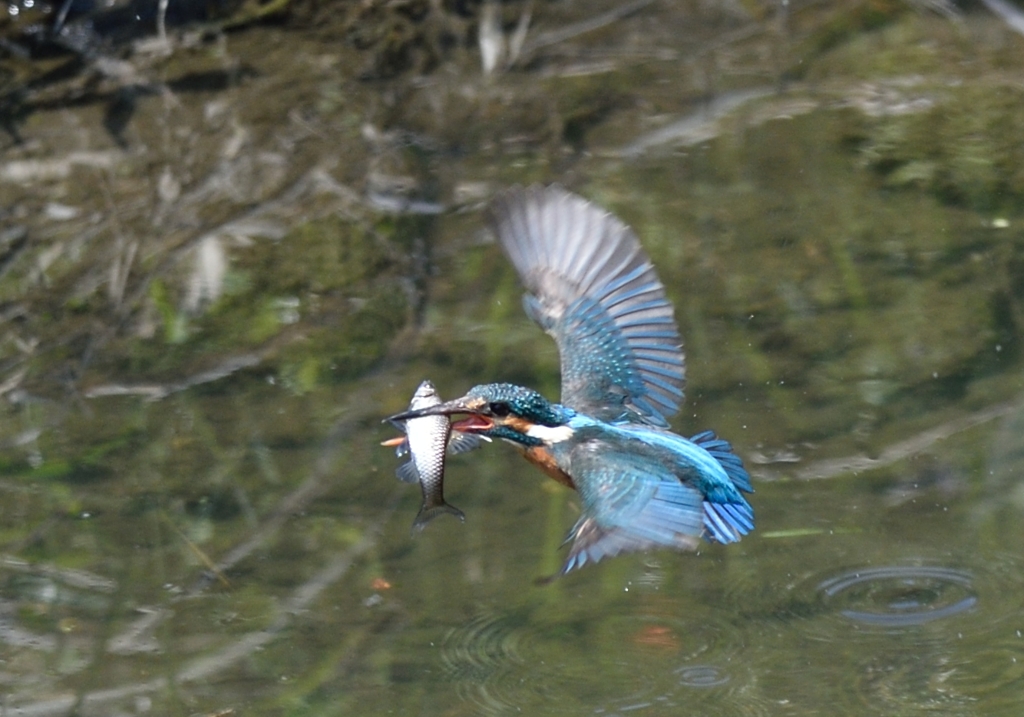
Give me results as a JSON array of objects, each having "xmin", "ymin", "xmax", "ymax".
[{"xmin": 488, "ymin": 402, "xmax": 510, "ymax": 417}]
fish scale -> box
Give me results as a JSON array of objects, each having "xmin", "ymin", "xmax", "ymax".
[{"xmin": 388, "ymin": 381, "xmax": 467, "ymax": 531}]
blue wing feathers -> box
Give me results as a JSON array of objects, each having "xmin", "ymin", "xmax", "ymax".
[
  {"xmin": 686, "ymin": 429, "xmax": 755, "ymax": 541},
  {"xmin": 489, "ymin": 185, "xmax": 685, "ymax": 424},
  {"xmin": 608, "ymin": 298, "xmax": 671, "ymax": 317},
  {"xmin": 562, "ymin": 478, "xmax": 704, "ymax": 574},
  {"xmin": 601, "ymin": 282, "xmax": 662, "ymax": 311},
  {"xmin": 631, "ymin": 344, "xmax": 685, "ymax": 357},
  {"xmin": 617, "ymin": 315, "xmax": 676, "ymax": 328},
  {"xmin": 636, "ymin": 354, "xmax": 685, "ymax": 370},
  {"xmin": 622, "ymin": 329, "xmax": 680, "ymax": 340},
  {"xmin": 630, "ymin": 397, "xmax": 662, "ymax": 418},
  {"xmin": 645, "ymin": 392, "xmax": 677, "ymax": 413},
  {"xmin": 703, "ymin": 503, "xmax": 733, "ymax": 542},
  {"xmin": 595, "ymin": 263, "xmax": 650, "ymax": 296},
  {"xmin": 699, "ymin": 439, "xmax": 730, "ymax": 452},
  {"xmin": 636, "ymin": 362, "xmax": 684, "ymax": 379},
  {"xmin": 563, "ymin": 448, "xmax": 708, "ymax": 573},
  {"xmin": 561, "ymin": 518, "xmax": 653, "ymax": 574},
  {"xmin": 642, "ymin": 374, "xmax": 686, "ymax": 397},
  {"xmin": 558, "ymin": 430, "xmax": 755, "ymax": 573},
  {"xmin": 489, "ymin": 186, "xmax": 759, "ymax": 570}
]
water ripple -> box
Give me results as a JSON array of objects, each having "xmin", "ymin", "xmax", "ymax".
[
  {"xmin": 440, "ymin": 612, "xmax": 528, "ymax": 715},
  {"xmin": 585, "ymin": 613, "xmax": 774, "ymax": 717},
  {"xmin": 817, "ymin": 565, "xmax": 977, "ymax": 627},
  {"xmin": 437, "ymin": 604, "xmax": 777, "ymax": 717},
  {"xmin": 675, "ymin": 664, "xmax": 731, "ymax": 688},
  {"xmin": 787, "ymin": 555, "xmax": 1024, "ymax": 715}
]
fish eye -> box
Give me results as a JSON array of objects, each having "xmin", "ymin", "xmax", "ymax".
[{"xmin": 488, "ymin": 402, "xmax": 511, "ymax": 417}]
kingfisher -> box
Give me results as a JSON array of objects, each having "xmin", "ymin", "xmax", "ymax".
[{"xmin": 387, "ymin": 184, "xmax": 753, "ymax": 574}]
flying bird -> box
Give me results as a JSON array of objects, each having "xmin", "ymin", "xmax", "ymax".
[{"xmin": 387, "ymin": 184, "xmax": 753, "ymax": 574}]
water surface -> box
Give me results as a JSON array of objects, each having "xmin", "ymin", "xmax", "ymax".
[{"xmin": 2, "ymin": 0, "xmax": 1024, "ymax": 715}]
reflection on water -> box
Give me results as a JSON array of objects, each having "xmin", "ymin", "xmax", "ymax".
[
  {"xmin": 4, "ymin": 0, "xmax": 1024, "ymax": 715},
  {"xmin": 425, "ymin": 601, "xmax": 780, "ymax": 717}
]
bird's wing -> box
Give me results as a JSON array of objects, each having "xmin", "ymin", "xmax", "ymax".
[
  {"xmin": 488, "ymin": 184, "xmax": 685, "ymax": 427},
  {"xmin": 561, "ymin": 441, "xmax": 703, "ymax": 574},
  {"xmin": 560, "ymin": 434, "xmax": 755, "ymax": 574}
]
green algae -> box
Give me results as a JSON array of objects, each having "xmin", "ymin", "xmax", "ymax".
[
  {"xmin": 866, "ymin": 84, "xmax": 1024, "ymax": 211},
  {"xmin": 277, "ymin": 284, "xmax": 408, "ymax": 393},
  {"xmin": 2, "ymin": 3, "xmax": 1024, "ymax": 715}
]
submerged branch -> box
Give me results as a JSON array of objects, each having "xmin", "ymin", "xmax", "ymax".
[
  {"xmin": 518, "ymin": 0, "xmax": 656, "ymax": 58},
  {"xmin": 83, "ymin": 352, "xmax": 265, "ymax": 400},
  {"xmin": 757, "ymin": 400, "xmax": 1019, "ymax": 481}
]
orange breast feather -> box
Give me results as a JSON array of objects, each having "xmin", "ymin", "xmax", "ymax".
[{"xmin": 521, "ymin": 446, "xmax": 575, "ymax": 489}]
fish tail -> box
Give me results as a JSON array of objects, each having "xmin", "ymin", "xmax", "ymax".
[{"xmin": 412, "ymin": 501, "xmax": 466, "ymax": 532}]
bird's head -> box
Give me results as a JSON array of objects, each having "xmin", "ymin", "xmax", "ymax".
[{"xmin": 386, "ymin": 383, "xmax": 575, "ymax": 447}]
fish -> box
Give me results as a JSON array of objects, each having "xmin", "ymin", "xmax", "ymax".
[{"xmin": 382, "ymin": 380, "xmax": 481, "ymax": 531}]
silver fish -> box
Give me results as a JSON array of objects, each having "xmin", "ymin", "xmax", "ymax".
[{"xmin": 385, "ymin": 381, "xmax": 478, "ymax": 530}]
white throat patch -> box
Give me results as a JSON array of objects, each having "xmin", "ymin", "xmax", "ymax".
[{"xmin": 525, "ymin": 424, "xmax": 575, "ymax": 444}]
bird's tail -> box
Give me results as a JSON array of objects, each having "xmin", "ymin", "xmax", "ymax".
[
  {"xmin": 689, "ymin": 430, "xmax": 753, "ymax": 493},
  {"xmin": 701, "ymin": 499, "xmax": 754, "ymax": 544},
  {"xmin": 690, "ymin": 430, "xmax": 755, "ymax": 543}
]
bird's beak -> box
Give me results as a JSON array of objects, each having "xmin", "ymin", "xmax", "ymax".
[{"xmin": 384, "ymin": 396, "xmax": 487, "ymax": 423}]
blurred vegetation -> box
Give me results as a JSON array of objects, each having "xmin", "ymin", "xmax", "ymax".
[{"xmin": 1, "ymin": 0, "xmax": 1024, "ymax": 714}]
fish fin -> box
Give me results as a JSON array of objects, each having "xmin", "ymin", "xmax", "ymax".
[
  {"xmin": 689, "ymin": 430, "xmax": 753, "ymax": 493},
  {"xmin": 446, "ymin": 431, "xmax": 483, "ymax": 455},
  {"xmin": 702, "ymin": 499, "xmax": 755, "ymax": 544},
  {"xmin": 395, "ymin": 460, "xmax": 419, "ymax": 483},
  {"xmin": 412, "ymin": 502, "xmax": 466, "ymax": 532},
  {"xmin": 382, "ymin": 433, "xmax": 410, "ymax": 459}
]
